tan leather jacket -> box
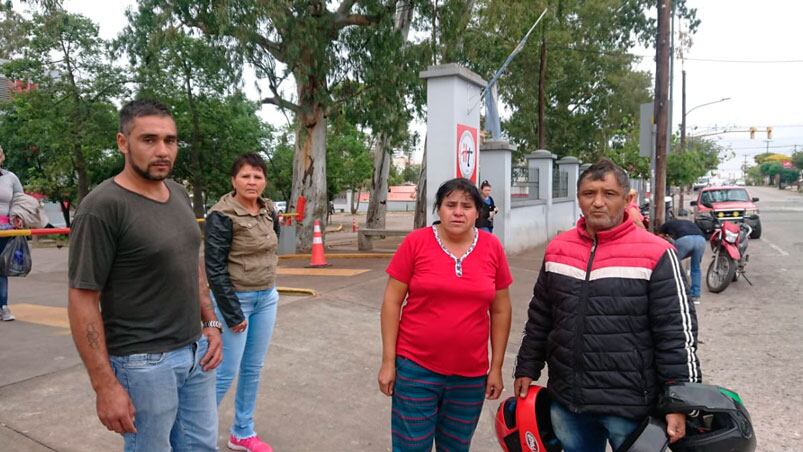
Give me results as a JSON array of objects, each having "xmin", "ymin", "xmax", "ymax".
[{"xmin": 205, "ymin": 192, "xmax": 278, "ymax": 295}]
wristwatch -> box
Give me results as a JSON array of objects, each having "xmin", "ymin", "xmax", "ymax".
[{"xmin": 202, "ymin": 320, "xmax": 222, "ymax": 332}]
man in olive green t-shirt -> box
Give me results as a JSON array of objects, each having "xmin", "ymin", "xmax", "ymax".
[{"xmin": 67, "ymin": 99, "xmax": 222, "ymax": 451}]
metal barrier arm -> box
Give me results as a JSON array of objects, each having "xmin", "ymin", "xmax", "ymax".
[{"xmin": 0, "ymin": 227, "xmax": 71, "ymax": 237}]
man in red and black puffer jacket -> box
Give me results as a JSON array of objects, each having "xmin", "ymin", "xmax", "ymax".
[{"xmin": 513, "ymin": 159, "xmax": 701, "ymax": 452}]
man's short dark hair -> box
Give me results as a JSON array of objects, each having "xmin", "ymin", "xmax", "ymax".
[
  {"xmin": 231, "ymin": 153, "xmax": 268, "ymax": 178},
  {"xmin": 119, "ymin": 99, "xmax": 173, "ymax": 135},
  {"xmin": 577, "ymin": 158, "xmax": 630, "ymax": 194}
]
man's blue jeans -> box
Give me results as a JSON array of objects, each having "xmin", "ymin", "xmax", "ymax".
[
  {"xmin": 674, "ymin": 234, "xmax": 707, "ymax": 297},
  {"xmin": 214, "ymin": 288, "xmax": 278, "ymax": 440},
  {"xmin": 109, "ymin": 335, "xmax": 217, "ymax": 452},
  {"xmin": 550, "ymin": 400, "xmax": 639, "ymax": 452}
]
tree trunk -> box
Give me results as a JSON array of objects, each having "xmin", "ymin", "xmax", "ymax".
[
  {"xmin": 291, "ymin": 104, "xmax": 328, "ymax": 253},
  {"xmin": 366, "ymin": 135, "xmax": 391, "ymax": 230},
  {"xmin": 413, "ymin": 138, "xmax": 427, "ymax": 228},
  {"xmin": 74, "ymin": 143, "xmax": 90, "ymax": 201},
  {"xmin": 351, "ymin": 189, "xmax": 361, "ymax": 214},
  {"xmin": 185, "ymin": 76, "xmax": 205, "ymax": 218},
  {"xmin": 60, "ymin": 198, "xmax": 71, "ymax": 228},
  {"xmin": 537, "ymin": 32, "xmax": 547, "ymax": 149},
  {"xmin": 364, "ymin": 0, "xmax": 413, "ymax": 231}
]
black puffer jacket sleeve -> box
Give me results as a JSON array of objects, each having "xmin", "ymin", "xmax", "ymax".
[
  {"xmin": 204, "ymin": 211, "xmax": 244, "ymax": 327},
  {"xmin": 514, "ymin": 262, "xmax": 552, "ymax": 379},
  {"xmin": 649, "ymin": 249, "xmax": 702, "ymax": 384}
]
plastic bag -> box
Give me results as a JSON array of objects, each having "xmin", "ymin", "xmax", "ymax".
[{"xmin": 0, "ymin": 236, "xmax": 32, "ymax": 277}]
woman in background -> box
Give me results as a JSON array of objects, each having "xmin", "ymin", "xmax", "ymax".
[
  {"xmin": 205, "ymin": 153, "xmax": 280, "ymax": 452},
  {"xmin": 0, "ymin": 145, "xmax": 23, "ymax": 322},
  {"xmin": 475, "ymin": 180, "xmax": 499, "ymax": 233}
]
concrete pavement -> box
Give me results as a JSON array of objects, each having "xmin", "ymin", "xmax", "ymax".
[
  {"xmin": 0, "ymin": 229, "xmax": 546, "ymax": 451},
  {"xmin": 2, "ymin": 189, "xmax": 802, "ymax": 451}
]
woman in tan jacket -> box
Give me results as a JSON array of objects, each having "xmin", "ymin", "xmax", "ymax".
[{"xmin": 205, "ymin": 153, "xmax": 279, "ymax": 452}]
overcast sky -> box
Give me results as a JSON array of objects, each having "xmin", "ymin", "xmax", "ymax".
[{"xmin": 26, "ymin": 0, "xmax": 803, "ymax": 177}]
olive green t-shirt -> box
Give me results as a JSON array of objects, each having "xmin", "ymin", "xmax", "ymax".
[{"xmin": 68, "ymin": 178, "xmax": 202, "ymax": 356}]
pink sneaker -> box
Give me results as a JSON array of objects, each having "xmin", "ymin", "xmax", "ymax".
[{"xmin": 227, "ymin": 434, "xmax": 273, "ymax": 452}]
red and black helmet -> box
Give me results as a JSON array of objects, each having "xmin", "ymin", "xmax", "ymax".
[{"xmin": 495, "ymin": 385, "xmax": 561, "ymax": 452}]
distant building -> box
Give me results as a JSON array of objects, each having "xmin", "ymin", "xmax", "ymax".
[
  {"xmin": 0, "ymin": 59, "xmax": 38, "ymax": 102},
  {"xmin": 355, "ymin": 184, "xmax": 417, "ymax": 202},
  {"xmin": 0, "ymin": 74, "xmax": 12, "ymax": 103}
]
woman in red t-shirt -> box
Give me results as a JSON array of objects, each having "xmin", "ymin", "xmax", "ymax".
[{"xmin": 378, "ymin": 178, "xmax": 513, "ymax": 452}]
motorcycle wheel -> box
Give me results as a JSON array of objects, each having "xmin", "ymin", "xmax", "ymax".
[{"xmin": 706, "ymin": 251, "xmax": 736, "ymax": 293}]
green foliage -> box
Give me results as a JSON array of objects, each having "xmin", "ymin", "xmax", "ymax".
[
  {"xmin": 171, "ymin": 94, "xmax": 271, "ymax": 202},
  {"xmin": 666, "ymin": 138, "xmax": 723, "ymax": 187},
  {"xmin": 118, "ymin": 1, "xmax": 268, "ymax": 214},
  {"xmin": 759, "ymin": 161, "xmax": 781, "ymax": 177},
  {"xmin": 606, "ymin": 124, "xmax": 649, "ymax": 178},
  {"xmin": 0, "ymin": 91, "xmax": 119, "ymax": 201},
  {"xmin": 780, "ymin": 167, "xmax": 799, "ymax": 184},
  {"xmin": 263, "ymin": 128, "xmax": 295, "ymax": 203},
  {"xmin": 0, "ymin": 5, "xmax": 125, "ymax": 206},
  {"xmin": 326, "ymin": 119, "xmax": 372, "ymax": 200},
  {"xmin": 745, "ymin": 165, "xmax": 763, "ymax": 186},
  {"xmin": 337, "ymin": 11, "xmax": 427, "ymax": 150},
  {"xmin": 792, "ymin": 151, "xmax": 803, "ymax": 171},
  {"xmin": 0, "ymin": 2, "xmax": 27, "ymax": 60},
  {"xmin": 457, "ymin": 0, "xmax": 696, "ymax": 160}
]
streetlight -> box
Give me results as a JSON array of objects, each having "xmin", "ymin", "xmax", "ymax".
[
  {"xmin": 681, "ymin": 91, "xmax": 732, "ymax": 152},
  {"xmin": 686, "ymin": 97, "xmax": 732, "ymax": 117}
]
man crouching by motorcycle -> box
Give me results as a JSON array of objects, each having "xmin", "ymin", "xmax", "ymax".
[
  {"xmin": 513, "ymin": 159, "xmax": 702, "ymax": 452},
  {"xmin": 658, "ymin": 219, "xmax": 706, "ymax": 305}
]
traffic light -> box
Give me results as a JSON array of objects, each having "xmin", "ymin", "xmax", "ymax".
[
  {"xmin": 767, "ymin": 127, "xmax": 773, "ymax": 140},
  {"xmin": 749, "ymin": 127, "xmax": 756, "ymax": 139}
]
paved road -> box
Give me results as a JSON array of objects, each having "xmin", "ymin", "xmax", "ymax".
[
  {"xmin": 690, "ymin": 185, "xmax": 803, "ymax": 451},
  {"xmin": 0, "ymin": 186, "xmax": 800, "ymax": 451}
]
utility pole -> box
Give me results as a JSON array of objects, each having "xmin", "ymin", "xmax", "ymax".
[
  {"xmin": 653, "ymin": 0, "xmax": 671, "ymax": 229},
  {"xmin": 678, "ymin": 69, "xmax": 687, "ymax": 215},
  {"xmin": 680, "ymin": 70, "xmax": 686, "ymax": 152}
]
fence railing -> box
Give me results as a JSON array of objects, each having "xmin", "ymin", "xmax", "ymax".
[
  {"xmin": 512, "ymin": 166, "xmax": 539, "ymax": 200},
  {"xmin": 552, "ymin": 169, "xmax": 569, "ymax": 199}
]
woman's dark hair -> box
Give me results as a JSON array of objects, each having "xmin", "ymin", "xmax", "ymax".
[
  {"xmin": 231, "ymin": 153, "xmax": 268, "ymax": 178},
  {"xmin": 480, "ymin": 180, "xmax": 492, "ymax": 189},
  {"xmin": 577, "ymin": 158, "xmax": 630, "ymax": 193},
  {"xmin": 433, "ymin": 178, "xmax": 484, "ymax": 213}
]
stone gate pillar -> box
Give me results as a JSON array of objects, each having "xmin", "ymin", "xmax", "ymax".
[
  {"xmin": 558, "ymin": 156, "xmax": 581, "ymax": 222},
  {"xmin": 479, "ymin": 140, "xmax": 515, "ymax": 247},
  {"xmin": 420, "ymin": 64, "xmax": 486, "ymax": 225}
]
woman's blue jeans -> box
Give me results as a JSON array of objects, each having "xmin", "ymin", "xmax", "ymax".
[{"xmin": 213, "ymin": 288, "xmax": 279, "ymax": 439}]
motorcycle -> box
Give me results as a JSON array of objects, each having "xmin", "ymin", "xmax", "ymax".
[
  {"xmin": 701, "ymin": 205, "xmax": 753, "ymax": 293},
  {"xmin": 640, "ymin": 196, "xmax": 675, "ymax": 228}
]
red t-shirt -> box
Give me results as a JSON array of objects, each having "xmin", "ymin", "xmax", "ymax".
[{"xmin": 386, "ymin": 226, "xmax": 513, "ymax": 377}]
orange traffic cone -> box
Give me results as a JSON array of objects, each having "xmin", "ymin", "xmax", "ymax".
[
  {"xmin": 307, "ymin": 219, "xmax": 330, "ymax": 268},
  {"xmin": 352, "ymin": 217, "xmax": 358, "ymax": 232}
]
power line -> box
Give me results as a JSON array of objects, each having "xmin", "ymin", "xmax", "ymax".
[
  {"xmin": 684, "ymin": 57, "xmax": 803, "ymax": 64},
  {"xmin": 727, "ymin": 144, "xmax": 802, "ymax": 151},
  {"xmin": 551, "ymin": 46, "xmax": 803, "ymax": 65}
]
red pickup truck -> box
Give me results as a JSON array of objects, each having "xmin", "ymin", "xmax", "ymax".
[{"xmin": 690, "ymin": 186, "xmax": 761, "ymax": 239}]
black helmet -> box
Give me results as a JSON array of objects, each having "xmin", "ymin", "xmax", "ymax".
[
  {"xmin": 616, "ymin": 417, "xmax": 669, "ymax": 452},
  {"xmin": 659, "ymin": 382, "xmax": 756, "ymax": 452}
]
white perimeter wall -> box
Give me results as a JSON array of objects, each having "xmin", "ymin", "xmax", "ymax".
[{"xmin": 506, "ymin": 199, "xmax": 578, "ymax": 254}]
